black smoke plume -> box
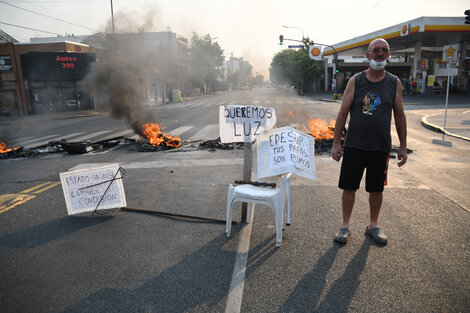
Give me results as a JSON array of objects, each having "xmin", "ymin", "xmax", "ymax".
[{"xmin": 87, "ymin": 58, "xmax": 156, "ymax": 136}]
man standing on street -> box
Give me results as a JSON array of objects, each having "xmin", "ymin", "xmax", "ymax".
[{"xmin": 331, "ymin": 38, "xmax": 408, "ymax": 245}]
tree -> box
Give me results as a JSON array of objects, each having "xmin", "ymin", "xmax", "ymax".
[
  {"xmin": 188, "ymin": 33, "xmax": 225, "ymax": 94},
  {"xmin": 253, "ymin": 74, "xmax": 264, "ymax": 86},
  {"xmin": 269, "ymin": 47, "xmax": 323, "ymax": 93},
  {"xmin": 227, "ymin": 71, "xmax": 241, "ymax": 89}
]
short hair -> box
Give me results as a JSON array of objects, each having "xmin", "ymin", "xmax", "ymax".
[{"xmin": 368, "ymin": 38, "xmax": 390, "ymax": 52}]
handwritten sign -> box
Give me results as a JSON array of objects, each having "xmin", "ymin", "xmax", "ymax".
[
  {"xmin": 59, "ymin": 164, "xmax": 126, "ymax": 215},
  {"xmin": 257, "ymin": 126, "xmax": 316, "ymax": 180},
  {"xmin": 219, "ymin": 105, "xmax": 276, "ymax": 143}
]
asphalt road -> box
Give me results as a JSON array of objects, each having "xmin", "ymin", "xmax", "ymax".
[{"xmin": 0, "ymin": 88, "xmax": 469, "ymax": 312}]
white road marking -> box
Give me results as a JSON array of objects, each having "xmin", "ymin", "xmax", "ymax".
[
  {"xmin": 69, "ymin": 130, "xmax": 112, "ymax": 142},
  {"xmin": 168, "ymin": 126, "xmax": 194, "ymax": 136},
  {"xmin": 23, "ymin": 132, "xmax": 85, "ymax": 148},
  {"xmin": 225, "ymin": 208, "xmax": 254, "ymax": 313},
  {"xmin": 17, "ymin": 134, "xmax": 58, "ymax": 146},
  {"xmin": 188, "ymin": 124, "xmax": 218, "ymax": 141},
  {"xmin": 69, "ymin": 158, "xmax": 244, "ymax": 171}
]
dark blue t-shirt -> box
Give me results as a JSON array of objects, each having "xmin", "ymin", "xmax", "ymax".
[{"xmin": 344, "ymin": 71, "xmax": 397, "ymax": 152}]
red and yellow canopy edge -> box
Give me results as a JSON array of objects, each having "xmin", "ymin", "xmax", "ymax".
[{"xmin": 324, "ymin": 25, "xmax": 469, "ymax": 55}]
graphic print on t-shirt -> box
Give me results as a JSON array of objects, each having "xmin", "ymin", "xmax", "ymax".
[{"xmin": 362, "ymin": 91, "xmax": 382, "ymax": 115}]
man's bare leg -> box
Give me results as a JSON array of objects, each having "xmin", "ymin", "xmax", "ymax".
[
  {"xmin": 368, "ymin": 192, "xmax": 383, "ymax": 228},
  {"xmin": 341, "ymin": 189, "xmax": 356, "ymax": 229}
]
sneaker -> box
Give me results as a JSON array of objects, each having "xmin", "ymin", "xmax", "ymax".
[
  {"xmin": 365, "ymin": 227, "xmax": 388, "ymax": 245},
  {"xmin": 334, "ymin": 227, "xmax": 351, "ymax": 244}
]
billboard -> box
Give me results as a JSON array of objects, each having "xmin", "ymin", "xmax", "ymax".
[{"xmin": 21, "ymin": 51, "xmax": 96, "ymax": 81}]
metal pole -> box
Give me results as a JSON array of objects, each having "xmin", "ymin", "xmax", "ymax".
[
  {"xmin": 241, "ymin": 141, "xmax": 252, "ymax": 221},
  {"xmin": 282, "ymin": 26, "xmax": 304, "ymax": 39},
  {"xmin": 442, "ymin": 62, "xmax": 451, "ymax": 140},
  {"xmin": 110, "ymin": 0, "xmax": 115, "ymax": 34}
]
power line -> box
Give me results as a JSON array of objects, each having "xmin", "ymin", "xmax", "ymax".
[
  {"xmin": 0, "ymin": 0, "xmax": 99, "ymax": 32},
  {"xmin": 329, "ymin": 0, "xmax": 385, "ymax": 37},
  {"xmin": 15, "ymin": 0, "xmax": 98, "ymax": 24},
  {"xmin": 0, "ymin": 21, "xmax": 60, "ymax": 35}
]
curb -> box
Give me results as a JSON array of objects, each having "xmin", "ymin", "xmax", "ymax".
[
  {"xmin": 0, "ymin": 111, "xmax": 102, "ymax": 125},
  {"xmin": 421, "ymin": 114, "xmax": 470, "ymax": 142}
]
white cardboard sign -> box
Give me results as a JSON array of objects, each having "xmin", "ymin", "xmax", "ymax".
[
  {"xmin": 257, "ymin": 126, "xmax": 316, "ymax": 180},
  {"xmin": 219, "ymin": 105, "xmax": 276, "ymax": 143},
  {"xmin": 59, "ymin": 164, "xmax": 126, "ymax": 215}
]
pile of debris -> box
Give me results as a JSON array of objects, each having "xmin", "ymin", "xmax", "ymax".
[
  {"xmin": 315, "ymin": 139, "xmax": 340, "ymax": 155},
  {"xmin": 199, "ymin": 138, "xmax": 244, "ymax": 151},
  {"xmin": 135, "ymin": 137, "xmax": 244, "ymax": 153},
  {"xmin": 0, "ymin": 146, "xmax": 39, "ymax": 159},
  {"xmin": 0, "ymin": 139, "xmax": 122, "ymax": 159}
]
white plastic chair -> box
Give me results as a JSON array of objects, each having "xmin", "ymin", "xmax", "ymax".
[{"xmin": 225, "ymin": 173, "xmax": 292, "ymax": 247}]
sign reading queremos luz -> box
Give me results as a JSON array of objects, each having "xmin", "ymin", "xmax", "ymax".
[
  {"xmin": 0, "ymin": 56, "xmax": 12, "ymax": 71},
  {"xmin": 219, "ymin": 105, "xmax": 277, "ymax": 143}
]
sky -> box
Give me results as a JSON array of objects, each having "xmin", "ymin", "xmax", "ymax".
[{"xmin": 0, "ymin": 0, "xmax": 468, "ymax": 78}]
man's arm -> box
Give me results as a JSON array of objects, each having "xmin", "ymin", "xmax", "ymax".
[
  {"xmin": 331, "ymin": 77, "xmax": 355, "ymax": 161},
  {"xmin": 393, "ymin": 78, "xmax": 407, "ymax": 167}
]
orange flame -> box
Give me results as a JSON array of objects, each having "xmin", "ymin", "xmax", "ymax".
[
  {"xmin": 0, "ymin": 142, "xmax": 19, "ymax": 154},
  {"xmin": 308, "ymin": 118, "xmax": 336, "ymax": 140},
  {"xmin": 142, "ymin": 123, "xmax": 181, "ymax": 148}
]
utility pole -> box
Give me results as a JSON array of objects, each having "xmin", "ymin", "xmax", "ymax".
[{"xmin": 110, "ymin": 0, "xmax": 115, "ymax": 34}]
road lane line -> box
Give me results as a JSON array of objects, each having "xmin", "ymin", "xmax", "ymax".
[
  {"xmin": 167, "ymin": 126, "xmax": 194, "ymax": 136},
  {"xmin": 18, "ymin": 134, "xmax": 59, "ymax": 146},
  {"xmin": 0, "ymin": 181, "xmax": 60, "ymax": 214},
  {"xmin": 20, "ymin": 181, "xmax": 55, "ymax": 194},
  {"xmin": 31, "ymin": 182, "xmax": 61, "ymax": 194},
  {"xmin": 71, "ymin": 130, "xmax": 112, "ymax": 142},
  {"xmin": 225, "ymin": 208, "xmax": 254, "ymax": 313},
  {"xmin": 0, "ymin": 194, "xmax": 36, "ymax": 214},
  {"xmin": 188, "ymin": 124, "xmax": 218, "ymax": 141}
]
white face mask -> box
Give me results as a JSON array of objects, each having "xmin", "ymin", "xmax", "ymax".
[{"xmin": 370, "ymin": 59, "xmax": 387, "ymax": 70}]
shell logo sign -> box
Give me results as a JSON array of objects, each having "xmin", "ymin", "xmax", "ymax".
[
  {"xmin": 309, "ymin": 45, "xmax": 323, "ymax": 60},
  {"xmin": 311, "ymin": 47, "xmax": 321, "ymax": 56}
]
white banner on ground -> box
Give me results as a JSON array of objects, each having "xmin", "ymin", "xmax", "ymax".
[
  {"xmin": 257, "ymin": 126, "xmax": 316, "ymax": 180},
  {"xmin": 219, "ymin": 105, "xmax": 276, "ymax": 143},
  {"xmin": 59, "ymin": 163, "xmax": 126, "ymax": 215}
]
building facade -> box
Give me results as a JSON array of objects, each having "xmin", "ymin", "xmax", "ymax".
[
  {"xmin": 323, "ymin": 16, "xmax": 470, "ymax": 94},
  {"xmin": 0, "ymin": 40, "xmax": 103, "ymax": 115}
]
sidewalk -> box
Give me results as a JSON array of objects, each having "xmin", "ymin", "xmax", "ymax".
[
  {"xmin": 421, "ymin": 108, "xmax": 470, "ymax": 141},
  {"xmin": 0, "ymin": 109, "xmax": 102, "ymax": 125}
]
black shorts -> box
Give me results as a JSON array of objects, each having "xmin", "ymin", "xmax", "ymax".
[{"xmin": 339, "ymin": 147, "xmax": 390, "ymax": 192}]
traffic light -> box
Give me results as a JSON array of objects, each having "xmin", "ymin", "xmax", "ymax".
[
  {"xmin": 279, "ymin": 35, "xmax": 284, "ymax": 45},
  {"xmin": 465, "ymin": 9, "xmax": 470, "ymax": 24},
  {"xmin": 333, "ymin": 74, "xmax": 337, "ymax": 79}
]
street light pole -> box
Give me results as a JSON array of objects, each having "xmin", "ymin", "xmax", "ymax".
[
  {"xmin": 110, "ymin": 0, "xmax": 115, "ymax": 34},
  {"xmin": 282, "ymin": 25, "xmax": 304, "ymax": 39}
]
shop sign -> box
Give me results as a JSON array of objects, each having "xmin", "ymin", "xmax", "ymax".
[
  {"xmin": 0, "ymin": 56, "xmax": 12, "ymax": 71},
  {"xmin": 417, "ymin": 59, "xmax": 428, "ymax": 70},
  {"xmin": 21, "ymin": 52, "xmax": 96, "ymax": 81}
]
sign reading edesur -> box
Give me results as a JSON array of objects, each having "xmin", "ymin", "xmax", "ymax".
[
  {"xmin": 59, "ymin": 164, "xmax": 126, "ymax": 215},
  {"xmin": 219, "ymin": 105, "xmax": 276, "ymax": 143},
  {"xmin": 257, "ymin": 126, "xmax": 316, "ymax": 180}
]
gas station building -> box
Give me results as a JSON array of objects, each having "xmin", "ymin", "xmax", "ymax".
[{"xmin": 323, "ymin": 16, "xmax": 470, "ymax": 94}]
